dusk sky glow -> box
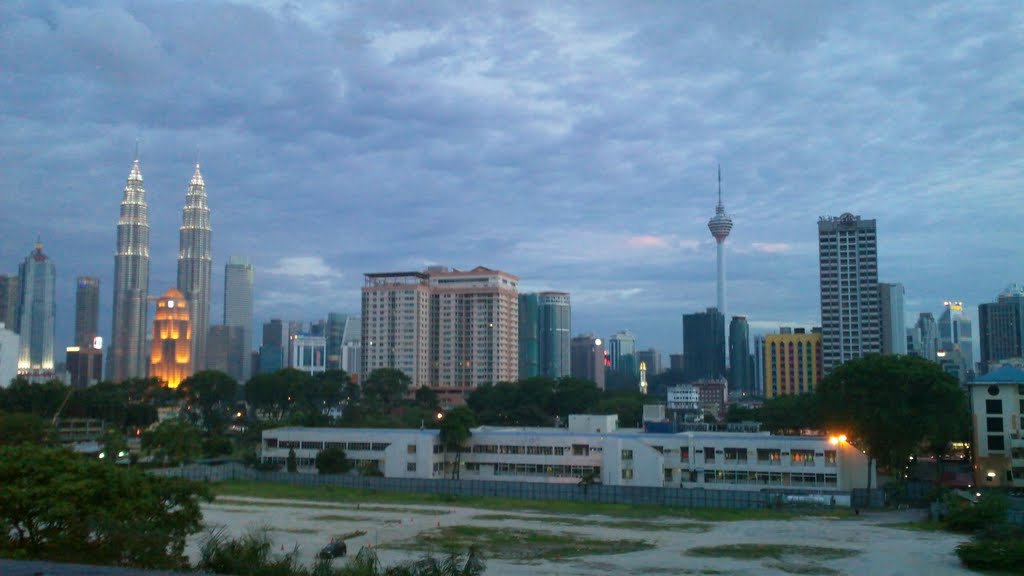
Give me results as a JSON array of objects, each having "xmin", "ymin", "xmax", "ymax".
[{"xmin": 1, "ymin": 1, "xmax": 1022, "ymax": 358}]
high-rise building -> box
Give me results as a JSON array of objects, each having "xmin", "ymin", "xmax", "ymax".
[
  {"xmin": 0, "ymin": 323, "xmax": 19, "ymax": 387},
  {"xmin": 0, "ymin": 275, "xmax": 20, "ymax": 333},
  {"xmin": 682, "ymin": 308, "xmax": 725, "ymax": 382},
  {"xmin": 764, "ymin": 330, "xmax": 823, "ymax": 398},
  {"xmin": 362, "ymin": 266, "xmax": 518, "ymax": 404},
  {"xmin": 206, "ymin": 325, "xmax": 245, "ymax": 381},
  {"xmin": 150, "ymin": 288, "xmax": 191, "ymax": 389},
  {"xmin": 938, "ymin": 300, "xmax": 973, "ymax": 381},
  {"xmin": 669, "ymin": 353, "xmax": 684, "ymax": 373},
  {"xmin": 707, "ymin": 166, "xmax": 733, "ymax": 360},
  {"xmin": 636, "ymin": 348, "xmax": 662, "ymax": 376},
  {"xmin": 817, "ymin": 213, "xmax": 880, "ymax": 373},
  {"xmin": 325, "ymin": 313, "xmax": 348, "ymax": 370},
  {"xmin": 177, "ymin": 164, "xmax": 212, "ymax": 373},
  {"xmin": 66, "ymin": 343, "xmax": 103, "ymax": 389},
  {"xmin": 916, "ymin": 313, "xmax": 938, "ymax": 362},
  {"xmin": 878, "ymin": 283, "xmax": 907, "ymax": 355},
  {"xmin": 518, "ymin": 293, "xmax": 539, "ymax": 379},
  {"xmin": 17, "ymin": 241, "xmax": 56, "ymax": 375},
  {"xmin": 224, "ymin": 256, "xmax": 253, "ymax": 381},
  {"xmin": 291, "ymin": 333, "xmax": 327, "ymax": 375},
  {"xmin": 753, "ymin": 335, "xmax": 766, "ymax": 397},
  {"xmin": 728, "ymin": 316, "xmax": 753, "ymax": 396},
  {"xmin": 979, "ymin": 285, "xmax": 1024, "ymax": 374},
  {"xmin": 259, "ymin": 319, "xmax": 288, "ymax": 374},
  {"xmin": 341, "ymin": 316, "xmax": 361, "ymax": 375},
  {"xmin": 607, "ymin": 330, "xmax": 637, "ymax": 376},
  {"xmin": 570, "ymin": 334, "xmax": 605, "ymax": 390},
  {"xmin": 539, "ymin": 292, "xmax": 571, "ymax": 378},
  {"xmin": 74, "ymin": 276, "xmax": 100, "ymax": 348},
  {"xmin": 110, "ymin": 160, "xmax": 151, "ymax": 382}
]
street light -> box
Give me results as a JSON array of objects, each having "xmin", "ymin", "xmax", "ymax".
[{"xmin": 436, "ymin": 412, "xmax": 444, "ymax": 421}]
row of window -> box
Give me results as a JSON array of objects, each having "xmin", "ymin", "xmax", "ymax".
[
  {"xmin": 464, "ymin": 462, "xmax": 601, "ymax": 479},
  {"xmin": 266, "ymin": 439, "xmax": 391, "ymax": 452}
]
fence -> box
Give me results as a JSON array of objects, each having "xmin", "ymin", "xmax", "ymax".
[{"xmin": 153, "ymin": 463, "xmax": 876, "ymax": 511}]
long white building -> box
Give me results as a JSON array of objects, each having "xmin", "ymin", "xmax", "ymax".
[{"xmin": 261, "ymin": 415, "xmax": 872, "ymax": 493}]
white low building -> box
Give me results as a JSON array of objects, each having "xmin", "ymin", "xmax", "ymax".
[{"xmin": 261, "ymin": 415, "xmax": 873, "ymax": 493}]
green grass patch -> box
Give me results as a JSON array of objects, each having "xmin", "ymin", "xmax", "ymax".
[
  {"xmin": 686, "ymin": 544, "xmax": 858, "ymax": 561},
  {"xmin": 312, "ymin": 513, "xmax": 376, "ymax": 522},
  {"xmin": 878, "ymin": 521, "xmax": 947, "ymax": 532},
  {"xmin": 336, "ymin": 530, "xmax": 367, "ymax": 541},
  {"xmin": 473, "ymin": 512, "xmax": 709, "ymax": 532},
  {"xmin": 384, "ymin": 525, "xmax": 653, "ymax": 561},
  {"xmin": 213, "ymin": 480, "xmax": 847, "ymax": 521},
  {"xmin": 214, "ymin": 495, "xmax": 447, "ymax": 516},
  {"xmin": 765, "ymin": 561, "xmax": 840, "ymax": 575}
]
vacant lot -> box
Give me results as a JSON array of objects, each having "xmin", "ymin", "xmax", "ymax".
[{"xmin": 192, "ymin": 493, "xmax": 972, "ymax": 575}]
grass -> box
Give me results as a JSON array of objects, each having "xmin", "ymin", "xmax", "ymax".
[
  {"xmin": 765, "ymin": 561, "xmax": 840, "ymax": 575},
  {"xmin": 214, "ymin": 495, "xmax": 448, "ymax": 516},
  {"xmin": 311, "ymin": 513, "xmax": 376, "ymax": 522},
  {"xmin": 272, "ymin": 527, "xmax": 319, "ymax": 534},
  {"xmin": 384, "ymin": 525, "xmax": 652, "ymax": 560},
  {"xmin": 473, "ymin": 512, "xmax": 710, "ymax": 532},
  {"xmin": 686, "ymin": 544, "xmax": 859, "ymax": 561},
  {"xmin": 212, "ymin": 480, "xmax": 850, "ymax": 521},
  {"xmin": 878, "ymin": 521, "xmax": 947, "ymax": 532}
]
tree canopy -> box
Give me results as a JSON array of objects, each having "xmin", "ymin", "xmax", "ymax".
[
  {"xmin": 315, "ymin": 445, "xmax": 352, "ymax": 475},
  {"xmin": 141, "ymin": 418, "xmax": 203, "ymax": 466}
]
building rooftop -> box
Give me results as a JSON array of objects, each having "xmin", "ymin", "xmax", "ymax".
[{"xmin": 971, "ymin": 364, "xmax": 1024, "ymax": 384}]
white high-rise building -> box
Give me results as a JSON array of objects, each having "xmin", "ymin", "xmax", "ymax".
[
  {"xmin": 878, "ymin": 283, "xmax": 907, "ymax": 355},
  {"xmin": 818, "ymin": 213, "xmax": 880, "ymax": 373},
  {"xmin": 0, "ymin": 322, "xmax": 20, "ymax": 387},
  {"xmin": 110, "ymin": 160, "xmax": 151, "ymax": 382}
]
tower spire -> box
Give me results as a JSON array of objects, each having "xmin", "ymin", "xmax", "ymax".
[{"xmin": 717, "ymin": 163, "xmax": 722, "ymax": 207}]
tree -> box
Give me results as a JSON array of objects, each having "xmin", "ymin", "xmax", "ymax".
[
  {"xmin": 758, "ymin": 393, "xmax": 822, "ymax": 434},
  {"xmin": 287, "ymin": 448, "xmax": 298, "ymax": 473},
  {"xmin": 550, "ymin": 377, "xmax": 601, "ymax": 417},
  {"xmin": 315, "ymin": 446, "xmax": 352, "ymax": 475},
  {"xmin": 0, "ymin": 445, "xmax": 209, "ymax": 569},
  {"xmin": 414, "ymin": 386, "xmax": 440, "ymax": 412},
  {"xmin": 141, "ymin": 418, "xmax": 202, "ymax": 466},
  {"xmin": 99, "ymin": 427, "xmax": 128, "ymax": 461},
  {"xmin": 817, "ymin": 354, "xmax": 968, "ymax": 472},
  {"xmin": 0, "ymin": 411, "xmax": 56, "ymax": 446},
  {"xmin": 178, "ymin": 370, "xmax": 238, "ymax": 433},
  {"xmin": 362, "ymin": 368, "xmax": 412, "ymax": 414},
  {"xmin": 439, "ymin": 407, "xmax": 476, "ymax": 479}
]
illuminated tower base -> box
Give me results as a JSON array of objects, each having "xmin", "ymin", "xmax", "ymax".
[{"xmin": 150, "ymin": 288, "xmax": 192, "ymax": 388}]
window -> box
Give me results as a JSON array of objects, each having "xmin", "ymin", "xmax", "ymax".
[
  {"xmin": 724, "ymin": 448, "xmax": 747, "ymax": 463},
  {"xmin": 791, "ymin": 449, "xmax": 815, "ymax": 466},
  {"xmin": 704, "ymin": 447, "xmax": 716, "ymax": 463},
  {"xmin": 680, "ymin": 447, "xmax": 690, "ymax": 462},
  {"xmin": 406, "ymin": 462, "xmax": 417, "ymax": 472},
  {"xmin": 621, "ymin": 469, "xmax": 634, "ymax": 480},
  {"xmin": 264, "ymin": 438, "xmax": 278, "ymax": 448},
  {"xmin": 572, "ymin": 444, "xmax": 590, "ymax": 456},
  {"xmin": 988, "ymin": 417, "xmax": 1004, "ymax": 433},
  {"xmin": 824, "ymin": 450, "xmax": 837, "ymax": 466},
  {"xmin": 300, "ymin": 441, "xmax": 324, "ymax": 450},
  {"xmin": 986, "ymin": 399, "xmax": 1003, "ymax": 414},
  {"xmin": 989, "ymin": 435, "xmax": 1005, "ymax": 452},
  {"xmin": 664, "ymin": 468, "xmax": 673, "ymax": 482},
  {"xmin": 407, "ymin": 444, "xmax": 417, "ymax": 454},
  {"xmin": 621, "ymin": 449, "xmax": 633, "ymax": 460},
  {"xmin": 757, "ymin": 449, "xmax": 782, "ymax": 464}
]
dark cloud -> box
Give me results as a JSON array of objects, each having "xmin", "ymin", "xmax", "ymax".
[{"xmin": 0, "ymin": 0, "xmax": 1021, "ymax": 359}]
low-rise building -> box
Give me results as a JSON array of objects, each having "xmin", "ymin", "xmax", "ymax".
[
  {"xmin": 968, "ymin": 365, "xmax": 1024, "ymax": 489},
  {"xmin": 261, "ymin": 416, "xmax": 872, "ymax": 494}
]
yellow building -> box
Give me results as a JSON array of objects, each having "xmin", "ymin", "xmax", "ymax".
[
  {"xmin": 150, "ymin": 288, "xmax": 191, "ymax": 388},
  {"xmin": 764, "ymin": 332, "xmax": 823, "ymax": 398}
]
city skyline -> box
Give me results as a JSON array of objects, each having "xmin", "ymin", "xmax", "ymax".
[{"xmin": 1, "ymin": 2, "xmax": 1021, "ymax": 359}]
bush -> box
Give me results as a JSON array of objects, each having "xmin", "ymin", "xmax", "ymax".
[
  {"xmin": 956, "ymin": 536, "xmax": 1024, "ymax": 571},
  {"xmin": 942, "ymin": 492, "xmax": 1008, "ymax": 533}
]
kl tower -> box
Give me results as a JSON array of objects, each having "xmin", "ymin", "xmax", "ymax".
[{"xmin": 707, "ymin": 166, "xmax": 733, "ymax": 361}]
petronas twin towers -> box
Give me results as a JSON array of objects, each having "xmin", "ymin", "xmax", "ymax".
[{"xmin": 109, "ymin": 159, "xmax": 212, "ymax": 382}]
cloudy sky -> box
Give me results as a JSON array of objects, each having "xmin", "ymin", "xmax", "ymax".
[{"xmin": 1, "ymin": 0, "xmax": 1022, "ymax": 359}]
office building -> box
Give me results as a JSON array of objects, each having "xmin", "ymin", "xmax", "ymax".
[
  {"xmin": 753, "ymin": 335, "xmax": 766, "ymax": 397},
  {"xmin": 764, "ymin": 330, "xmax": 823, "ymax": 398},
  {"xmin": 707, "ymin": 167, "xmax": 734, "ymax": 358},
  {"xmin": 66, "ymin": 342, "xmax": 103, "ymax": 389},
  {"xmin": 669, "ymin": 353, "xmax": 684, "ymax": 373},
  {"xmin": 0, "ymin": 275, "xmax": 20, "ymax": 333},
  {"xmin": 17, "ymin": 240, "xmax": 56, "ymax": 375},
  {"xmin": 878, "ymin": 283, "xmax": 907, "ymax": 355},
  {"xmin": 177, "ymin": 164, "xmax": 212, "ymax": 372},
  {"xmin": 150, "ymin": 288, "xmax": 191, "ymax": 389},
  {"xmin": 967, "ymin": 365, "xmax": 1024, "ymax": 489},
  {"xmin": 683, "ymin": 308, "xmax": 725, "ymax": 382},
  {"xmin": 916, "ymin": 313, "xmax": 938, "ymax": 362},
  {"xmin": 539, "ymin": 292, "xmax": 571, "ymax": 378},
  {"xmin": 362, "ymin": 266, "xmax": 518, "ymax": 403},
  {"xmin": 0, "ymin": 323, "xmax": 19, "ymax": 387},
  {"xmin": 259, "ymin": 319, "xmax": 288, "ymax": 374},
  {"xmin": 74, "ymin": 276, "xmax": 100, "ymax": 348},
  {"xmin": 224, "ymin": 256, "xmax": 253, "ymax": 380},
  {"xmin": 607, "ymin": 330, "xmax": 637, "ymax": 377},
  {"xmin": 110, "ymin": 159, "xmax": 151, "ymax": 382},
  {"xmin": 325, "ymin": 312, "xmax": 348, "ymax": 370},
  {"xmin": 636, "ymin": 348, "xmax": 663, "ymax": 377},
  {"xmin": 341, "ymin": 316, "xmax": 361, "ymax": 375},
  {"xmin": 206, "ymin": 325, "xmax": 246, "ymax": 380},
  {"xmin": 518, "ymin": 293, "xmax": 539, "ymax": 379},
  {"xmin": 571, "ymin": 334, "xmax": 606, "ymax": 390},
  {"xmin": 290, "ymin": 333, "xmax": 326, "ymax": 375},
  {"xmin": 817, "ymin": 213, "xmax": 880, "ymax": 373},
  {"xmin": 728, "ymin": 316, "xmax": 753, "ymax": 396},
  {"xmin": 979, "ymin": 286, "xmax": 1024, "ymax": 374}
]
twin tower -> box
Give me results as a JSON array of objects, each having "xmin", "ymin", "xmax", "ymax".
[{"xmin": 108, "ymin": 159, "xmax": 211, "ymax": 387}]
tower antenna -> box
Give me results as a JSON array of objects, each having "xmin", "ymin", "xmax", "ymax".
[
  {"xmin": 717, "ymin": 163, "xmax": 722, "ymax": 206},
  {"xmin": 134, "ymin": 138, "xmax": 140, "ymax": 161}
]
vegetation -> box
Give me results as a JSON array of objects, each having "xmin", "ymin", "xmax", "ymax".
[
  {"xmin": 0, "ymin": 411, "xmax": 56, "ymax": 446},
  {"xmin": 686, "ymin": 543, "xmax": 859, "ymax": 561},
  {"xmin": 316, "ymin": 445, "xmax": 353, "ymax": 475},
  {"xmin": 0, "ymin": 445, "xmax": 209, "ymax": 569},
  {"xmin": 955, "ymin": 524, "xmax": 1024, "ymax": 573},
  {"xmin": 387, "ymin": 525, "xmax": 652, "ymax": 560},
  {"xmin": 438, "ymin": 406, "xmax": 475, "ymax": 479},
  {"xmin": 941, "ymin": 492, "xmax": 1009, "ymax": 533},
  {"xmin": 141, "ymin": 417, "xmax": 203, "ymax": 465}
]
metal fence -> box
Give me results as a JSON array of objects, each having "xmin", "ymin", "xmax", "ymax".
[{"xmin": 153, "ymin": 463, "xmax": 874, "ymax": 511}]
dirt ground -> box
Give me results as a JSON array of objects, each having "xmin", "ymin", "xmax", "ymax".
[{"xmin": 189, "ymin": 496, "xmax": 972, "ymax": 575}]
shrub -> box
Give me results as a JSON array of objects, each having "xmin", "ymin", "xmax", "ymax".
[
  {"xmin": 956, "ymin": 537, "xmax": 1024, "ymax": 571},
  {"xmin": 942, "ymin": 492, "xmax": 1008, "ymax": 533}
]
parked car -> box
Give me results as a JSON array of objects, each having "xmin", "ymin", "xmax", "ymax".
[{"xmin": 319, "ymin": 540, "xmax": 347, "ymax": 559}]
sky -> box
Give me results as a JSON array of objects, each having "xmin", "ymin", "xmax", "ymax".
[{"xmin": 1, "ymin": 0, "xmax": 1022, "ymax": 361}]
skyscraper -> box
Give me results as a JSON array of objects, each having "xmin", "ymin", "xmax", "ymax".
[
  {"xmin": 636, "ymin": 348, "xmax": 662, "ymax": 376},
  {"xmin": 17, "ymin": 241, "xmax": 56, "ymax": 374},
  {"xmin": 817, "ymin": 213, "xmax": 880, "ymax": 373},
  {"xmin": 110, "ymin": 159, "xmax": 151, "ymax": 382},
  {"xmin": 707, "ymin": 167, "xmax": 733, "ymax": 359},
  {"xmin": 764, "ymin": 329, "xmax": 823, "ymax": 398},
  {"xmin": 607, "ymin": 330, "xmax": 637, "ymax": 376},
  {"xmin": 150, "ymin": 288, "xmax": 191, "ymax": 388},
  {"xmin": 341, "ymin": 316, "xmax": 362, "ymax": 375},
  {"xmin": 539, "ymin": 292, "xmax": 571, "ymax": 378},
  {"xmin": 916, "ymin": 312, "xmax": 938, "ymax": 361},
  {"xmin": 177, "ymin": 164, "xmax": 212, "ymax": 373},
  {"xmin": 570, "ymin": 334, "xmax": 605, "ymax": 389},
  {"xmin": 683, "ymin": 308, "xmax": 725, "ymax": 382},
  {"xmin": 259, "ymin": 319, "xmax": 288, "ymax": 374},
  {"xmin": 224, "ymin": 256, "xmax": 253, "ymax": 381},
  {"xmin": 878, "ymin": 283, "xmax": 907, "ymax": 355},
  {"xmin": 518, "ymin": 293, "xmax": 539, "ymax": 379},
  {"xmin": 979, "ymin": 285, "xmax": 1024, "ymax": 374},
  {"xmin": 206, "ymin": 325, "xmax": 245, "ymax": 381},
  {"xmin": 325, "ymin": 312, "xmax": 348, "ymax": 370},
  {"xmin": 74, "ymin": 276, "xmax": 100, "ymax": 348},
  {"xmin": 728, "ymin": 316, "xmax": 753, "ymax": 396},
  {"xmin": 0, "ymin": 275, "xmax": 20, "ymax": 333}
]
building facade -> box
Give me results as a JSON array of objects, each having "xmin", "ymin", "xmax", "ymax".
[
  {"xmin": 538, "ymin": 292, "xmax": 571, "ymax": 378},
  {"xmin": 764, "ymin": 330, "xmax": 823, "ymax": 399},
  {"xmin": 968, "ymin": 365, "xmax": 1024, "ymax": 489},
  {"xmin": 0, "ymin": 275, "xmax": 19, "ymax": 333},
  {"xmin": 817, "ymin": 213, "xmax": 880, "ymax": 373},
  {"xmin": 570, "ymin": 334, "xmax": 605, "ymax": 389},
  {"xmin": 110, "ymin": 160, "xmax": 151, "ymax": 382},
  {"xmin": 224, "ymin": 256, "xmax": 253, "ymax": 381},
  {"xmin": 177, "ymin": 164, "xmax": 212, "ymax": 373},
  {"xmin": 916, "ymin": 313, "xmax": 938, "ymax": 362},
  {"xmin": 0, "ymin": 323, "xmax": 19, "ymax": 387},
  {"xmin": 683, "ymin": 308, "xmax": 725, "ymax": 382},
  {"xmin": 290, "ymin": 333, "xmax": 326, "ymax": 375},
  {"xmin": 259, "ymin": 319, "xmax": 288, "ymax": 374},
  {"xmin": 878, "ymin": 282, "xmax": 906, "ymax": 355},
  {"xmin": 636, "ymin": 348, "xmax": 662, "ymax": 377},
  {"xmin": 607, "ymin": 330, "xmax": 637, "ymax": 376},
  {"xmin": 728, "ymin": 316, "xmax": 753, "ymax": 396},
  {"xmin": 517, "ymin": 293, "xmax": 539, "ymax": 379},
  {"xmin": 325, "ymin": 312, "xmax": 348, "ymax": 371},
  {"xmin": 150, "ymin": 288, "xmax": 191, "ymax": 389},
  {"xmin": 74, "ymin": 276, "xmax": 100, "ymax": 349},
  {"xmin": 66, "ymin": 343, "xmax": 103, "ymax": 389},
  {"xmin": 206, "ymin": 325, "xmax": 246, "ymax": 380},
  {"xmin": 979, "ymin": 286, "xmax": 1024, "ymax": 374},
  {"xmin": 17, "ymin": 241, "xmax": 56, "ymax": 375}
]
